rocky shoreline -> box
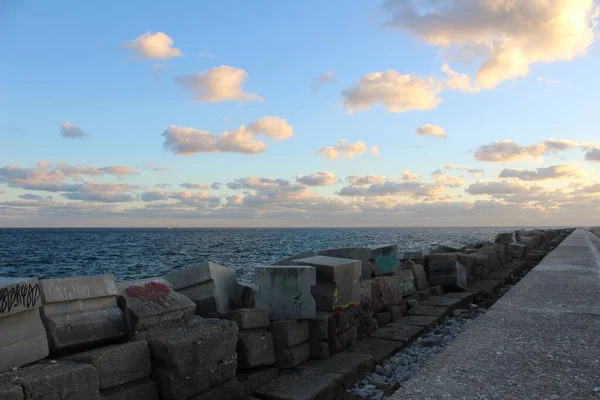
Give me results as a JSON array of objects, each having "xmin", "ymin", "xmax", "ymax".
[{"xmin": 0, "ymin": 228, "xmax": 572, "ymax": 400}]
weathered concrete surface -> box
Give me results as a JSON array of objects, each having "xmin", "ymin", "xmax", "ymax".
[
  {"xmin": 0, "ymin": 307, "xmax": 49, "ymax": 373},
  {"xmin": 237, "ymin": 367, "xmax": 279, "ymax": 396},
  {"xmin": 0, "ymin": 360, "xmax": 101, "ymax": 400},
  {"xmin": 255, "ymin": 266, "xmax": 316, "ymax": 320},
  {"xmin": 371, "ymin": 322, "xmax": 424, "ymax": 344},
  {"xmin": 116, "ymin": 278, "xmax": 195, "ymax": 334},
  {"xmin": 237, "ymin": 330, "xmax": 276, "ymax": 369},
  {"xmin": 0, "ymin": 383, "xmax": 23, "ymax": 400},
  {"xmin": 40, "ymin": 275, "xmax": 126, "ymax": 354},
  {"xmin": 231, "ymin": 308, "xmax": 270, "ymax": 330},
  {"xmin": 64, "ymin": 341, "xmax": 151, "ymax": 389},
  {"xmin": 318, "ymin": 245, "xmax": 399, "ymax": 279},
  {"xmin": 254, "ymin": 368, "xmax": 344, "ymax": 400},
  {"xmin": 345, "ymin": 337, "xmax": 404, "ymax": 364},
  {"xmin": 271, "ymin": 251, "xmax": 315, "ymax": 266},
  {"xmin": 298, "ymin": 352, "xmax": 374, "ymax": 390},
  {"xmin": 188, "ymin": 379, "xmax": 244, "ymax": 400},
  {"xmin": 99, "ymin": 379, "xmax": 159, "ymax": 400},
  {"xmin": 163, "ymin": 262, "xmax": 239, "ymax": 317},
  {"xmin": 392, "ymin": 228, "xmax": 600, "ymax": 400}
]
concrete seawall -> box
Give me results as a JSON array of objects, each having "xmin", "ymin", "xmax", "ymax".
[
  {"xmin": 391, "ymin": 228, "xmax": 600, "ymax": 399},
  {"xmin": 0, "ymin": 228, "xmax": 575, "ymax": 400}
]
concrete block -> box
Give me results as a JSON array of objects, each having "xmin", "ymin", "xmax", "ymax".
[
  {"xmin": 0, "ymin": 277, "xmax": 42, "ymax": 317},
  {"xmin": 292, "ymin": 256, "xmax": 361, "ymax": 311},
  {"xmin": 254, "ymin": 266, "xmax": 316, "ymax": 320},
  {"xmin": 64, "ymin": 341, "xmax": 151, "ymax": 389},
  {"xmin": 444, "ymin": 292, "xmax": 475, "ymax": 307},
  {"xmin": 0, "ymin": 307, "xmax": 49, "ymax": 373},
  {"xmin": 0, "ymin": 360, "xmax": 100, "ymax": 400},
  {"xmin": 231, "ymin": 308, "xmax": 270, "ymax": 330},
  {"xmin": 410, "ymin": 263, "xmax": 428, "ymax": 290},
  {"xmin": 40, "ymin": 275, "xmax": 126, "ymax": 354},
  {"xmin": 429, "ymin": 253, "xmax": 458, "ymax": 263},
  {"xmin": 254, "ymin": 369, "xmax": 344, "ymax": 400},
  {"xmin": 429, "ymin": 286, "xmax": 445, "ymax": 296},
  {"xmin": 508, "ymin": 243, "xmax": 527, "ymax": 259},
  {"xmin": 345, "ymin": 337, "xmax": 404, "ymax": 364},
  {"xmin": 371, "ymin": 322, "xmax": 424, "ymax": 344},
  {"xmin": 116, "ymin": 278, "xmax": 195, "ymax": 333},
  {"xmin": 298, "ymin": 352, "xmax": 375, "ymax": 390},
  {"xmin": 237, "ymin": 367, "xmax": 279, "ymax": 396},
  {"xmin": 309, "ymin": 339, "xmax": 330, "ymax": 359},
  {"xmin": 271, "ymin": 251, "xmax": 315, "ymax": 266},
  {"xmin": 237, "ymin": 330, "xmax": 276, "ymax": 369},
  {"xmin": 275, "ymin": 342, "xmax": 310, "ymax": 369},
  {"xmin": 100, "ymin": 379, "xmax": 158, "ymax": 400},
  {"xmin": 495, "ymin": 232, "xmax": 516, "ymax": 245},
  {"xmin": 136, "ymin": 317, "xmax": 238, "ymax": 399},
  {"xmin": 397, "ymin": 315, "xmax": 442, "ymax": 328},
  {"xmin": 188, "ymin": 379, "xmax": 244, "ymax": 400},
  {"xmin": 389, "ymin": 304, "xmax": 408, "ymax": 321},
  {"xmin": 318, "ymin": 245, "xmax": 399, "ymax": 279},
  {"xmin": 420, "ymin": 296, "xmax": 463, "ymax": 310},
  {"xmin": 437, "ymin": 242, "xmax": 467, "ymax": 253},
  {"xmin": 456, "ymin": 253, "xmax": 475, "ymax": 272},
  {"xmin": 270, "ymin": 320, "xmax": 309, "ymax": 348},
  {"xmin": 368, "ymin": 270, "xmax": 416, "ymax": 313},
  {"xmin": 326, "ymin": 326, "xmax": 357, "ymax": 355},
  {"xmin": 236, "ymin": 282, "xmax": 258, "ymax": 309},
  {"xmin": 374, "ymin": 312, "xmax": 391, "ymax": 327},
  {"xmin": 310, "ymin": 307, "xmax": 357, "ymax": 341},
  {"xmin": 408, "ymin": 305, "xmax": 453, "ymax": 319},
  {"xmin": 428, "ymin": 262, "xmax": 468, "ymax": 291},
  {"xmin": 163, "ymin": 262, "xmax": 239, "ymax": 317},
  {"xmin": 0, "ymin": 383, "xmax": 22, "ymax": 400},
  {"xmin": 398, "ymin": 251, "xmax": 425, "ymax": 262}
]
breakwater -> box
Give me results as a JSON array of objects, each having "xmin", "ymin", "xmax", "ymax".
[{"xmin": 0, "ymin": 228, "xmax": 572, "ymax": 400}]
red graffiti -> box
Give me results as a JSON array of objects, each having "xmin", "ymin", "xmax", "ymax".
[{"xmin": 125, "ymin": 281, "xmax": 171, "ymax": 300}]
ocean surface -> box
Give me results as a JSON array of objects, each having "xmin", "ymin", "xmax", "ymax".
[{"xmin": 0, "ymin": 227, "xmax": 517, "ymax": 282}]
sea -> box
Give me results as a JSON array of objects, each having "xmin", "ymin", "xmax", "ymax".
[{"xmin": 0, "ymin": 227, "xmax": 519, "ymax": 282}]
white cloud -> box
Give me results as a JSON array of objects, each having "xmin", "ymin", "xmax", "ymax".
[
  {"xmin": 123, "ymin": 31, "xmax": 182, "ymax": 60},
  {"xmin": 98, "ymin": 166, "xmax": 136, "ymax": 175},
  {"xmin": 63, "ymin": 182, "xmax": 140, "ymax": 203},
  {"xmin": 313, "ymin": 69, "xmax": 336, "ymax": 91},
  {"xmin": 585, "ymin": 148, "xmax": 600, "ymax": 162},
  {"xmin": 416, "ymin": 124, "xmax": 446, "ymax": 139},
  {"xmin": 180, "ymin": 183, "xmax": 211, "ymax": 190},
  {"xmin": 338, "ymin": 180, "xmax": 444, "ymax": 198},
  {"xmin": 474, "ymin": 139, "xmax": 595, "ymax": 162},
  {"xmin": 434, "ymin": 172, "xmax": 465, "ymax": 188},
  {"xmin": 316, "ymin": 140, "xmax": 375, "ymax": 159},
  {"xmin": 402, "ymin": 170, "xmax": 420, "ymax": 182},
  {"xmin": 382, "ymin": 0, "xmax": 599, "ymax": 88},
  {"xmin": 174, "ymin": 65, "xmax": 262, "ymax": 103},
  {"xmin": 162, "ymin": 117, "xmax": 293, "ymax": 155},
  {"xmin": 466, "ymin": 180, "xmax": 542, "ymax": 196},
  {"xmin": 342, "ymin": 70, "xmax": 441, "ymax": 113},
  {"xmin": 582, "ymin": 183, "xmax": 600, "ymax": 193},
  {"xmin": 60, "ymin": 122, "xmax": 88, "ymax": 139},
  {"xmin": 441, "ymin": 64, "xmax": 480, "ymax": 93},
  {"xmin": 499, "ymin": 164, "xmax": 585, "ymax": 181},
  {"xmin": 296, "ymin": 172, "xmax": 338, "ymax": 186},
  {"xmin": 347, "ymin": 175, "xmax": 386, "ymax": 185},
  {"xmin": 441, "ymin": 163, "xmax": 484, "ymax": 177}
]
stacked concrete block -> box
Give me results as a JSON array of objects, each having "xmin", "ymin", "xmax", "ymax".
[
  {"xmin": 134, "ymin": 317, "xmax": 239, "ymax": 400},
  {"xmin": 476, "ymin": 243, "xmax": 507, "ymax": 270},
  {"xmin": 398, "ymin": 250, "xmax": 425, "ymax": 262},
  {"xmin": 271, "ymin": 250, "xmax": 315, "ymax": 266},
  {"xmin": 39, "ymin": 274, "xmax": 126, "ymax": 355},
  {"xmin": 0, "ymin": 277, "xmax": 49, "ymax": 373},
  {"xmin": 236, "ymin": 281, "xmax": 258, "ymax": 309},
  {"xmin": 254, "ymin": 265, "xmax": 316, "ymax": 320},
  {"xmin": 0, "ymin": 360, "xmax": 101, "ymax": 399},
  {"xmin": 437, "ymin": 242, "xmax": 467, "ymax": 253},
  {"xmin": 508, "ymin": 243, "xmax": 527, "ymax": 259},
  {"xmin": 65, "ymin": 341, "xmax": 158, "ymax": 400},
  {"xmin": 116, "ymin": 277, "xmax": 195, "ymax": 335},
  {"xmin": 270, "ymin": 320, "xmax": 310, "ymax": 368},
  {"xmin": 309, "ymin": 306, "xmax": 358, "ymax": 359},
  {"xmin": 363, "ymin": 270, "xmax": 416, "ymax": 313},
  {"xmin": 494, "ymin": 232, "xmax": 516, "ymax": 245},
  {"xmin": 428, "ymin": 261, "xmax": 467, "ymax": 291},
  {"xmin": 401, "ymin": 260, "xmax": 428, "ymax": 290},
  {"xmin": 318, "ymin": 245, "xmax": 399, "ymax": 279},
  {"xmin": 163, "ymin": 262, "xmax": 240, "ymax": 317},
  {"xmin": 291, "ymin": 256, "xmax": 361, "ymax": 312}
]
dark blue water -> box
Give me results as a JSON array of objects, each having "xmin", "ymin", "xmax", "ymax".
[{"xmin": 0, "ymin": 228, "xmax": 513, "ymax": 282}]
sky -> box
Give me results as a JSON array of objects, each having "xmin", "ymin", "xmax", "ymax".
[{"xmin": 1, "ymin": 0, "xmax": 600, "ymax": 227}]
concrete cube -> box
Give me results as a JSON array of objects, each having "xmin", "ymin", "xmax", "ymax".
[
  {"xmin": 309, "ymin": 307, "xmax": 357, "ymax": 341},
  {"xmin": 495, "ymin": 232, "xmax": 516, "ymax": 244},
  {"xmin": 508, "ymin": 243, "xmax": 527, "ymax": 258},
  {"xmin": 398, "ymin": 250, "xmax": 425, "ymax": 262},
  {"xmin": 187, "ymin": 379, "xmax": 244, "ymax": 400},
  {"xmin": 270, "ymin": 320, "xmax": 310, "ymax": 348},
  {"xmin": 428, "ymin": 262, "xmax": 468, "ymax": 291},
  {"xmin": 274, "ymin": 342, "xmax": 310, "ymax": 369},
  {"xmin": 409, "ymin": 263, "xmax": 428, "ymax": 290},
  {"xmin": 255, "ymin": 266, "xmax": 316, "ymax": 320},
  {"xmin": 236, "ymin": 282, "xmax": 258, "ymax": 309},
  {"xmin": 292, "ymin": 256, "xmax": 361, "ymax": 311},
  {"xmin": 237, "ymin": 367, "xmax": 279, "ymax": 396},
  {"xmin": 40, "ymin": 275, "xmax": 126, "ymax": 354},
  {"xmin": 163, "ymin": 262, "xmax": 239, "ymax": 317},
  {"xmin": 136, "ymin": 317, "xmax": 238, "ymax": 400},
  {"xmin": 271, "ymin": 251, "xmax": 315, "ymax": 266},
  {"xmin": 318, "ymin": 245, "xmax": 399, "ymax": 279},
  {"xmin": 437, "ymin": 242, "xmax": 467, "ymax": 253},
  {"xmin": 0, "ymin": 360, "xmax": 101, "ymax": 400},
  {"xmin": 326, "ymin": 326, "xmax": 358, "ymax": 355},
  {"xmin": 0, "ymin": 277, "xmax": 49, "ymax": 373},
  {"xmin": 230, "ymin": 308, "xmax": 270, "ymax": 330},
  {"xmin": 309, "ymin": 339, "xmax": 330, "ymax": 359},
  {"xmin": 366, "ymin": 270, "xmax": 416, "ymax": 313},
  {"xmin": 100, "ymin": 379, "xmax": 159, "ymax": 400},
  {"xmin": 237, "ymin": 330, "xmax": 276, "ymax": 369},
  {"xmin": 64, "ymin": 341, "xmax": 151, "ymax": 389},
  {"xmin": 116, "ymin": 278, "xmax": 195, "ymax": 334},
  {"xmin": 375, "ymin": 312, "xmax": 392, "ymax": 327}
]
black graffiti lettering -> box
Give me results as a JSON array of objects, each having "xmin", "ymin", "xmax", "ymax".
[{"xmin": 0, "ymin": 283, "xmax": 41, "ymax": 314}]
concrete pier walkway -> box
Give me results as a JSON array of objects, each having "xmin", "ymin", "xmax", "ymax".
[{"xmin": 392, "ymin": 228, "xmax": 600, "ymax": 400}]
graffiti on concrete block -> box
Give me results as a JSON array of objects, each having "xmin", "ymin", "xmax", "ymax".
[
  {"xmin": 0, "ymin": 283, "xmax": 41, "ymax": 315},
  {"xmin": 375, "ymin": 254, "xmax": 398, "ymax": 273},
  {"xmin": 125, "ymin": 281, "xmax": 171, "ymax": 301}
]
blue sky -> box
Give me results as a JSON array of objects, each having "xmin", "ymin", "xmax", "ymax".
[{"xmin": 1, "ymin": 0, "xmax": 600, "ymax": 227}]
